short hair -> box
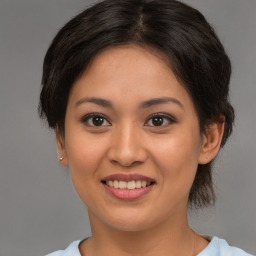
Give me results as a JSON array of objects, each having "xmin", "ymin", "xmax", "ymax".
[{"xmin": 39, "ymin": 0, "xmax": 234, "ymax": 208}]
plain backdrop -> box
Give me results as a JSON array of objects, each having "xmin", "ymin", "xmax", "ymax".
[{"xmin": 0, "ymin": 0, "xmax": 255, "ymax": 255}]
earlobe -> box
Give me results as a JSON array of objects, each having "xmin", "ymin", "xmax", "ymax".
[
  {"xmin": 198, "ymin": 120, "xmax": 225, "ymax": 165},
  {"xmin": 55, "ymin": 127, "xmax": 69, "ymax": 166}
]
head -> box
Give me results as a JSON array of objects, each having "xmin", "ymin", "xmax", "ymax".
[{"xmin": 39, "ymin": 0, "xmax": 234, "ymax": 210}]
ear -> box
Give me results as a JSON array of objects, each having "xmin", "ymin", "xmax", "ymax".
[
  {"xmin": 55, "ymin": 127, "xmax": 69, "ymax": 166},
  {"xmin": 198, "ymin": 119, "xmax": 225, "ymax": 165}
]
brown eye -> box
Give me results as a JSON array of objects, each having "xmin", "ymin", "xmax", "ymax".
[
  {"xmin": 82, "ymin": 114, "xmax": 111, "ymax": 127},
  {"xmin": 152, "ymin": 116, "xmax": 164, "ymax": 126},
  {"xmin": 92, "ymin": 116, "xmax": 104, "ymax": 126},
  {"xmin": 145, "ymin": 114, "xmax": 174, "ymax": 127}
]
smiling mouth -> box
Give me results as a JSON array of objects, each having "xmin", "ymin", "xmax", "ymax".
[
  {"xmin": 102, "ymin": 180, "xmax": 155, "ymax": 190},
  {"xmin": 101, "ymin": 174, "xmax": 156, "ymax": 200}
]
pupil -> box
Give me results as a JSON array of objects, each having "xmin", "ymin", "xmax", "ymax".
[
  {"xmin": 93, "ymin": 116, "xmax": 104, "ymax": 126},
  {"xmin": 152, "ymin": 117, "xmax": 163, "ymax": 126}
]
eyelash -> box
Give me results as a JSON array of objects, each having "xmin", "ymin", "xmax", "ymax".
[
  {"xmin": 81, "ymin": 113, "xmax": 111, "ymax": 127},
  {"xmin": 145, "ymin": 113, "xmax": 175, "ymax": 127},
  {"xmin": 81, "ymin": 113, "xmax": 175, "ymax": 127}
]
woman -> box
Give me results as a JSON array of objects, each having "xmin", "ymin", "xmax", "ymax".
[{"xmin": 39, "ymin": 0, "xmax": 253, "ymax": 255}]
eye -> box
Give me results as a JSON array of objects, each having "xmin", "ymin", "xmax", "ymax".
[
  {"xmin": 145, "ymin": 113, "xmax": 175, "ymax": 127},
  {"xmin": 81, "ymin": 113, "xmax": 111, "ymax": 127}
]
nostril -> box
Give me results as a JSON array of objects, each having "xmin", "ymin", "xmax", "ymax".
[
  {"xmin": 107, "ymin": 143, "xmax": 148, "ymax": 168},
  {"xmin": 110, "ymin": 159, "xmax": 144, "ymax": 168}
]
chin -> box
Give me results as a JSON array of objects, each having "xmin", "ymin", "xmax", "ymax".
[
  {"xmin": 108, "ymin": 220, "xmax": 154, "ymax": 232},
  {"xmin": 101, "ymin": 210, "xmax": 162, "ymax": 233}
]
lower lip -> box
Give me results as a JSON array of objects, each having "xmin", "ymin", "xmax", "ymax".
[{"xmin": 103, "ymin": 184, "xmax": 154, "ymax": 200}]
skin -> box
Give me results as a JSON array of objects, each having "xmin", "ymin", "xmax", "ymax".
[{"xmin": 56, "ymin": 45, "xmax": 224, "ymax": 256}]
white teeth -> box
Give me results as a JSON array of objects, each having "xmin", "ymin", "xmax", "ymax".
[
  {"xmin": 127, "ymin": 181, "xmax": 136, "ymax": 190},
  {"xmin": 135, "ymin": 180, "xmax": 142, "ymax": 188},
  {"xmin": 141, "ymin": 181, "xmax": 147, "ymax": 188},
  {"xmin": 119, "ymin": 181, "xmax": 127, "ymax": 189},
  {"xmin": 105, "ymin": 180, "xmax": 153, "ymax": 189},
  {"xmin": 113, "ymin": 180, "xmax": 119, "ymax": 188}
]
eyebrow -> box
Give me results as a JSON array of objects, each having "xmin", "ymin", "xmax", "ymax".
[
  {"xmin": 75, "ymin": 96, "xmax": 183, "ymax": 109},
  {"xmin": 75, "ymin": 97, "xmax": 113, "ymax": 108},
  {"xmin": 139, "ymin": 97, "xmax": 184, "ymax": 109}
]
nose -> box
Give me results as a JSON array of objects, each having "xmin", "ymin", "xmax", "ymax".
[{"xmin": 107, "ymin": 124, "xmax": 147, "ymax": 167}]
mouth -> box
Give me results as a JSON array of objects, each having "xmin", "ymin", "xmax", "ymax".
[
  {"xmin": 102, "ymin": 180, "xmax": 155, "ymax": 190},
  {"xmin": 101, "ymin": 174, "xmax": 156, "ymax": 200}
]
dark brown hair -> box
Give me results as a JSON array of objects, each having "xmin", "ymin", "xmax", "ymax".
[{"xmin": 39, "ymin": 0, "xmax": 234, "ymax": 208}]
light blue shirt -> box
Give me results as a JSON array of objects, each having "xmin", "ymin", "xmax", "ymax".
[{"xmin": 45, "ymin": 236, "xmax": 254, "ymax": 256}]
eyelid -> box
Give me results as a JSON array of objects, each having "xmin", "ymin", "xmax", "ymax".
[
  {"xmin": 145, "ymin": 113, "xmax": 176, "ymax": 127},
  {"xmin": 80, "ymin": 112, "xmax": 175, "ymax": 127},
  {"xmin": 81, "ymin": 113, "xmax": 111, "ymax": 127}
]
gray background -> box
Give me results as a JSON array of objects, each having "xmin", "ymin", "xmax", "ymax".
[{"xmin": 0, "ymin": 0, "xmax": 255, "ymax": 255}]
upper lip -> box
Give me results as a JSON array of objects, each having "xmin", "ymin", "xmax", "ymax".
[{"xmin": 101, "ymin": 173, "xmax": 155, "ymax": 183}]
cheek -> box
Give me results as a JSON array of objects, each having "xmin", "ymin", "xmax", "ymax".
[
  {"xmin": 150, "ymin": 129, "xmax": 201, "ymax": 189},
  {"xmin": 64, "ymin": 133, "xmax": 109, "ymax": 209},
  {"xmin": 65, "ymin": 132, "xmax": 107, "ymax": 182}
]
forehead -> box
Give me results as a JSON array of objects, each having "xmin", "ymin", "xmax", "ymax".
[
  {"xmin": 86, "ymin": 44, "xmax": 173, "ymax": 73},
  {"xmin": 68, "ymin": 45, "xmax": 193, "ymax": 110}
]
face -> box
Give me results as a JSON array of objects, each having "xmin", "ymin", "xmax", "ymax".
[{"xmin": 57, "ymin": 45, "xmax": 212, "ymax": 232}]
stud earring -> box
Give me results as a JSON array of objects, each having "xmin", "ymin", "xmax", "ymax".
[{"xmin": 59, "ymin": 157, "xmax": 64, "ymax": 161}]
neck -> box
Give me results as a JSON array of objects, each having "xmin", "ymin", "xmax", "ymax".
[{"xmin": 81, "ymin": 211, "xmax": 195, "ymax": 256}]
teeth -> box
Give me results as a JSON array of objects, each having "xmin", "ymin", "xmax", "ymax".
[
  {"xmin": 105, "ymin": 180, "xmax": 153, "ymax": 189},
  {"xmin": 119, "ymin": 181, "xmax": 127, "ymax": 189},
  {"xmin": 135, "ymin": 180, "xmax": 141, "ymax": 188},
  {"xmin": 113, "ymin": 180, "xmax": 119, "ymax": 188},
  {"xmin": 128, "ymin": 181, "xmax": 136, "ymax": 190}
]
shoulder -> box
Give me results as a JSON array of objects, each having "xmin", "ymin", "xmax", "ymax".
[
  {"xmin": 45, "ymin": 240, "xmax": 82, "ymax": 256},
  {"xmin": 44, "ymin": 236, "xmax": 254, "ymax": 256},
  {"xmin": 218, "ymin": 237, "xmax": 254, "ymax": 256},
  {"xmin": 199, "ymin": 236, "xmax": 254, "ymax": 256}
]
